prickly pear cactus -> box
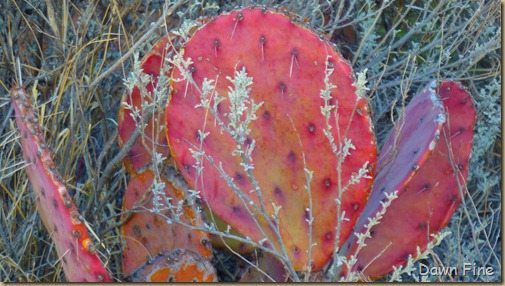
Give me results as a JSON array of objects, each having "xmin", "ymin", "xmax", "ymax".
[
  {"xmin": 343, "ymin": 81, "xmax": 476, "ymax": 279},
  {"xmin": 118, "ymin": 34, "xmax": 214, "ymax": 277},
  {"xmin": 10, "ymin": 86, "xmax": 112, "ymax": 282},
  {"xmin": 118, "ymin": 35, "xmax": 174, "ymax": 173},
  {"xmin": 121, "ymin": 169, "xmax": 212, "ymax": 274},
  {"xmin": 128, "ymin": 249, "xmax": 217, "ymax": 282},
  {"xmin": 166, "ymin": 7, "xmax": 376, "ymax": 271}
]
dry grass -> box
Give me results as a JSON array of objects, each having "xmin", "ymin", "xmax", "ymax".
[
  {"xmin": 0, "ymin": 0, "xmax": 179, "ymax": 280},
  {"xmin": 0, "ymin": 0, "xmax": 501, "ymax": 282}
]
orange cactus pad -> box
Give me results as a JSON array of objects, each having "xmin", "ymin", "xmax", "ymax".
[
  {"xmin": 128, "ymin": 249, "xmax": 217, "ymax": 282},
  {"xmin": 121, "ymin": 169, "xmax": 212, "ymax": 274}
]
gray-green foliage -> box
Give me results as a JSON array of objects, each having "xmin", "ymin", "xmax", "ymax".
[{"xmin": 470, "ymin": 76, "xmax": 501, "ymax": 189}]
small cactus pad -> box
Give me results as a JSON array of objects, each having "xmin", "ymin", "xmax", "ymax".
[
  {"xmin": 239, "ymin": 252, "xmax": 290, "ymax": 282},
  {"xmin": 11, "ymin": 86, "xmax": 111, "ymax": 282},
  {"xmin": 118, "ymin": 35, "xmax": 173, "ymax": 173},
  {"xmin": 121, "ymin": 169, "xmax": 212, "ymax": 274},
  {"xmin": 128, "ymin": 249, "xmax": 217, "ymax": 282},
  {"xmin": 204, "ymin": 207, "xmax": 255, "ymax": 254},
  {"xmin": 344, "ymin": 81, "xmax": 476, "ymax": 279},
  {"xmin": 166, "ymin": 7, "xmax": 376, "ymax": 271}
]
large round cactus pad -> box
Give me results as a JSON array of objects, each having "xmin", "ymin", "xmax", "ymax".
[{"xmin": 166, "ymin": 7, "xmax": 376, "ymax": 271}]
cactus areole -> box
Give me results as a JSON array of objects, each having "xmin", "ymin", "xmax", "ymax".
[{"xmin": 166, "ymin": 8, "xmax": 376, "ymax": 271}]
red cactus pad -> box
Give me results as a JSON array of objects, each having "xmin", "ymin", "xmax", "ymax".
[
  {"xmin": 344, "ymin": 81, "xmax": 476, "ymax": 279},
  {"xmin": 11, "ymin": 86, "xmax": 111, "ymax": 282},
  {"xmin": 118, "ymin": 35, "xmax": 174, "ymax": 173},
  {"xmin": 166, "ymin": 7, "xmax": 376, "ymax": 271},
  {"xmin": 121, "ymin": 169, "xmax": 212, "ymax": 274},
  {"xmin": 128, "ymin": 249, "xmax": 217, "ymax": 282}
]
